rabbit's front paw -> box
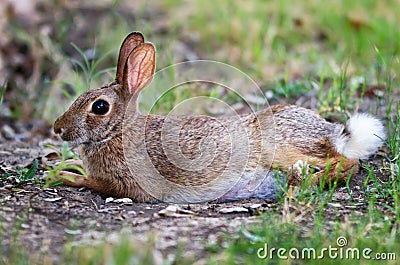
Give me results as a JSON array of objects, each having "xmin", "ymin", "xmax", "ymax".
[
  {"xmin": 60, "ymin": 170, "xmax": 87, "ymax": 187},
  {"xmin": 62, "ymin": 159, "xmax": 84, "ymax": 168},
  {"xmin": 57, "ymin": 159, "xmax": 88, "ymax": 187}
]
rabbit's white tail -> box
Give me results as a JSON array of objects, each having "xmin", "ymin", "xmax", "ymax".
[{"xmin": 334, "ymin": 113, "xmax": 386, "ymax": 159}]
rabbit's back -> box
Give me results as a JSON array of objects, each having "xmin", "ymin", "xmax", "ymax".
[{"xmin": 124, "ymin": 105, "xmax": 340, "ymax": 185}]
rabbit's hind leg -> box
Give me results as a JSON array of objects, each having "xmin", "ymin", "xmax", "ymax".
[
  {"xmin": 287, "ymin": 156, "xmax": 358, "ymax": 187},
  {"xmin": 287, "ymin": 159, "xmax": 320, "ymax": 186}
]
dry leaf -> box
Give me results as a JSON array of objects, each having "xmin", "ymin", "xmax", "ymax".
[
  {"xmin": 114, "ymin": 198, "xmax": 133, "ymax": 204},
  {"xmin": 219, "ymin": 207, "xmax": 248, "ymax": 214},
  {"xmin": 158, "ymin": 205, "xmax": 195, "ymax": 217},
  {"xmin": 44, "ymin": 197, "xmax": 63, "ymax": 202}
]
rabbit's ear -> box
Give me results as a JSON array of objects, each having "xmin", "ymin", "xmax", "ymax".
[
  {"xmin": 116, "ymin": 32, "xmax": 145, "ymax": 84},
  {"xmin": 124, "ymin": 43, "xmax": 156, "ymax": 96}
]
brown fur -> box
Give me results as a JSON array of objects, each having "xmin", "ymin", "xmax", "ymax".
[{"xmin": 54, "ymin": 32, "xmax": 361, "ymax": 202}]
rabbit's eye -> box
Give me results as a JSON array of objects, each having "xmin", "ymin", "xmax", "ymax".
[{"xmin": 91, "ymin": 100, "xmax": 110, "ymax": 115}]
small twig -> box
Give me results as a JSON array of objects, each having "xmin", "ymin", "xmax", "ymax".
[
  {"xmin": 91, "ymin": 198, "xmax": 99, "ymax": 211},
  {"xmin": 28, "ymin": 189, "xmax": 43, "ymax": 209}
]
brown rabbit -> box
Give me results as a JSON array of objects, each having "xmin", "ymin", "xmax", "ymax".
[{"xmin": 53, "ymin": 32, "xmax": 386, "ymax": 203}]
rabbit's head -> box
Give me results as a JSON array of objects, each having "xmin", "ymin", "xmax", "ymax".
[{"xmin": 54, "ymin": 32, "xmax": 156, "ymax": 145}]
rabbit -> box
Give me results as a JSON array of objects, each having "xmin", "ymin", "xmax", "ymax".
[{"xmin": 53, "ymin": 32, "xmax": 386, "ymax": 203}]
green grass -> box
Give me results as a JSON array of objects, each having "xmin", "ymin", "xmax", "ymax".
[
  {"xmin": 212, "ymin": 192, "xmax": 399, "ymax": 264},
  {"xmin": 0, "ymin": 81, "xmax": 7, "ymax": 106},
  {"xmin": 171, "ymin": 0, "xmax": 400, "ymax": 79},
  {"xmin": 206, "ymin": 208, "xmax": 399, "ymax": 264},
  {"xmin": 61, "ymin": 232, "xmax": 165, "ymax": 265},
  {"xmin": 0, "ymin": 160, "xmax": 40, "ymax": 188},
  {"xmin": 44, "ymin": 142, "xmax": 86, "ymax": 188},
  {"xmin": 60, "ymin": 43, "xmax": 117, "ymax": 99}
]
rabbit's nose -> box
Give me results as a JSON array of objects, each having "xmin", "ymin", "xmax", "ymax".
[
  {"xmin": 54, "ymin": 126, "xmax": 63, "ymax": 135},
  {"xmin": 53, "ymin": 118, "xmax": 64, "ymax": 135}
]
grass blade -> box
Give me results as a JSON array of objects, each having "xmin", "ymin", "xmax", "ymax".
[
  {"xmin": 0, "ymin": 81, "xmax": 7, "ymax": 105},
  {"xmin": 22, "ymin": 159, "xmax": 39, "ymax": 181}
]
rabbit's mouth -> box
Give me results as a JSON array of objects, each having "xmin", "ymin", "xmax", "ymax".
[
  {"xmin": 60, "ymin": 135, "xmax": 86, "ymax": 147},
  {"xmin": 56, "ymin": 130, "xmax": 75, "ymax": 143},
  {"xmin": 56, "ymin": 130, "xmax": 87, "ymax": 147},
  {"xmin": 78, "ymin": 135, "xmax": 113, "ymax": 147}
]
